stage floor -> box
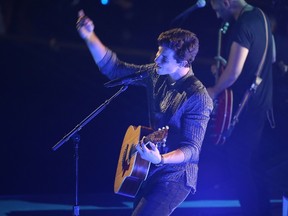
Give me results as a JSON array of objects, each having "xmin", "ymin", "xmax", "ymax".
[{"xmin": 0, "ymin": 193, "xmax": 284, "ymax": 216}]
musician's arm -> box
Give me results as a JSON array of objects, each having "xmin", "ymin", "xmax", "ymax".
[
  {"xmin": 77, "ymin": 10, "xmax": 148, "ymax": 84},
  {"xmin": 162, "ymin": 92, "xmax": 213, "ymax": 165},
  {"xmin": 161, "ymin": 149, "xmax": 186, "ymax": 164},
  {"xmin": 77, "ymin": 10, "xmax": 108, "ymax": 64},
  {"xmin": 208, "ymin": 42, "xmax": 249, "ymax": 99},
  {"xmin": 137, "ymin": 91, "xmax": 213, "ymax": 166},
  {"xmin": 136, "ymin": 142, "xmax": 188, "ymax": 165}
]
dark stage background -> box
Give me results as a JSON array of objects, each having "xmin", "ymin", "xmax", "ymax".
[{"xmin": 1, "ymin": 0, "xmax": 287, "ymax": 200}]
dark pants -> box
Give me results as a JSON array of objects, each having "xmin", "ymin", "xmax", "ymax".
[
  {"xmin": 224, "ymin": 108, "xmax": 272, "ymax": 216},
  {"xmin": 132, "ymin": 178, "xmax": 191, "ymax": 216}
]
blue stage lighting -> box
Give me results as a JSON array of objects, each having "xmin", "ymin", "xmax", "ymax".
[{"xmin": 101, "ymin": 0, "xmax": 109, "ymax": 5}]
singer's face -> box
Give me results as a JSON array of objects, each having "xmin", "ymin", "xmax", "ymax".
[{"xmin": 154, "ymin": 46, "xmax": 181, "ymax": 76}]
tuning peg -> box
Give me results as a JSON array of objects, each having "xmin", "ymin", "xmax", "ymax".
[{"xmin": 158, "ymin": 126, "xmax": 169, "ymax": 131}]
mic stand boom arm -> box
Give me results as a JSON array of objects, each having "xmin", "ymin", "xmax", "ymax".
[
  {"xmin": 52, "ymin": 85, "xmax": 128, "ymax": 151},
  {"xmin": 51, "ymin": 85, "xmax": 128, "ymax": 216}
]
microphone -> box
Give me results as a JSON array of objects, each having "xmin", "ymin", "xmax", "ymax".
[
  {"xmin": 104, "ymin": 71, "xmax": 148, "ymax": 88},
  {"xmin": 171, "ymin": 0, "xmax": 206, "ymax": 26},
  {"xmin": 181, "ymin": 0, "xmax": 206, "ymax": 15}
]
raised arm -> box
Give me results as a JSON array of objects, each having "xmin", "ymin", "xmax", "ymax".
[{"xmin": 76, "ymin": 10, "xmax": 107, "ymax": 64}]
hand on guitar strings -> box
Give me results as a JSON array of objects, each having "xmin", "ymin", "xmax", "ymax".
[{"xmin": 135, "ymin": 139, "xmax": 162, "ymax": 165}]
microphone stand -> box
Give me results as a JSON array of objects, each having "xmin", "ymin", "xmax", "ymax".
[
  {"xmin": 170, "ymin": 0, "xmax": 206, "ymax": 27},
  {"xmin": 51, "ymin": 85, "xmax": 128, "ymax": 216}
]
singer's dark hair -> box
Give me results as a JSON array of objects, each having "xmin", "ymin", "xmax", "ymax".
[{"xmin": 157, "ymin": 28, "xmax": 199, "ymax": 67}]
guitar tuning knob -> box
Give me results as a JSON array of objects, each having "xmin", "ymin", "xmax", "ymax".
[{"xmin": 158, "ymin": 126, "xmax": 169, "ymax": 131}]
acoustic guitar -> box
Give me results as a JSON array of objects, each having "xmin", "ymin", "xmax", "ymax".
[{"xmin": 114, "ymin": 125, "xmax": 169, "ymax": 198}]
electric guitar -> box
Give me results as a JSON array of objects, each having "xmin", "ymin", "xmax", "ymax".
[
  {"xmin": 114, "ymin": 125, "xmax": 169, "ymax": 198},
  {"xmin": 208, "ymin": 88, "xmax": 233, "ymax": 145},
  {"xmin": 207, "ymin": 22, "xmax": 233, "ymax": 145}
]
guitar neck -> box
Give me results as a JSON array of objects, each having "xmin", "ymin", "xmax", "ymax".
[{"xmin": 215, "ymin": 22, "xmax": 229, "ymax": 82}]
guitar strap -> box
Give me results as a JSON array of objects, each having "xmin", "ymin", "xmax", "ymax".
[{"xmin": 224, "ymin": 8, "xmax": 272, "ymax": 138}]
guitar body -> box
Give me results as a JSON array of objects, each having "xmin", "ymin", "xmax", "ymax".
[
  {"xmin": 114, "ymin": 125, "xmax": 168, "ymax": 198},
  {"xmin": 207, "ymin": 89, "xmax": 233, "ymax": 145}
]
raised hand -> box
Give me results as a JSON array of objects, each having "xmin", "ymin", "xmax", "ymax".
[{"xmin": 76, "ymin": 10, "xmax": 94, "ymax": 40}]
